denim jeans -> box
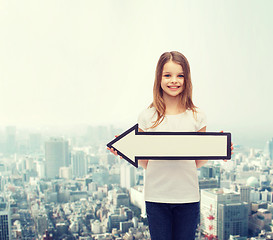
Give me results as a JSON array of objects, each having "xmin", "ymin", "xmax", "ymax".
[{"xmin": 146, "ymin": 201, "xmax": 200, "ymax": 240}]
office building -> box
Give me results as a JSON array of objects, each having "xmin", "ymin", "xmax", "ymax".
[
  {"xmin": 36, "ymin": 161, "xmax": 46, "ymax": 179},
  {"xmin": 71, "ymin": 151, "xmax": 87, "ymax": 178},
  {"xmin": 45, "ymin": 138, "xmax": 69, "ymax": 179},
  {"xmin": 37, "ymin": 214, "xmax": 48, "ymax": 236},
  {"xmin": 120, "ymin": 163, "xmax": 136, "ymax": 190},
  {"xmin": 218, "ymin": 202, "xmax": 248, "ymax": 240},
  {"xmin": 120, "ymin": 221, "xmax": 133, "ymax": 233},
  {"xmin": 237, "ymin": 184, "xmax": 251, "ymax": 203},
  {"xmin": 201, "ymin": 188, "xmax": 248, "ymax": 240},
  {"xmin": 264, "ymin": 138, "xmax": 273, "ymax": 160},
  {"xmin": 0, "ymin": 202, "xmax": 11, "ymax": 240}
]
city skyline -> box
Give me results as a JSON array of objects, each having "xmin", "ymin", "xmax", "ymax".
[
  {"xmin": 1, "ymin": 120, "xmax": 273, "ymax": 239},
  {"xmin": 0, "ymin": 123, "xmax": 271, "ymax": 150}
]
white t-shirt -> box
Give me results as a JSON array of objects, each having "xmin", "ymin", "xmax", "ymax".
[{"xmin": 137, "ymin": 106, "xmax": 207, "ymax": 203}]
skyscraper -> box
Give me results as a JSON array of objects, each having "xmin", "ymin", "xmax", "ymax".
[
  {"xmin": 264, "ymin": 138, "xmax": 273, "ymax": 160},
  {"xmin": 0, "ymin": 202, "xmax": 11, "ymax": 240},
  {"xmin": 71, "ymin": 151, "xmax": 87, "ymax": 178},
  {"xmin": 36, "ymin": 160, "xmax": 46, "ymax": 179},
  {"xmin": 237, "ymin": 184, "xmax": 251, "ymax": 203},
  {"xmin": 218, "ymin": 203, "xmax": 248, "ymax": 240},
  {"xmin": 120, "ymin": 163, "xmax": 136, "ymax": 190},
  {"xmin": 37, "ymin": 214, "xmax": 48, "ymax": 236},
  {"xmin": 45, "ymin": 138, "xmax": 69, "ymax": 179}
]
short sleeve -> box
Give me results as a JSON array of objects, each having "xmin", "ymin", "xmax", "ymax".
[
  {"xmin": 137, "ymin": 109, "xmax": 147, "ymax": 131},
  {"xmin": 196, "ymin": 109, "xmax": 207, "ymax": 131}
]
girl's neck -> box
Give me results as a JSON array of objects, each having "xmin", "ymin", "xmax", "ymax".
[{"xmin": 163, "ymin": 95, "xmax": 186, "ymax": 115}]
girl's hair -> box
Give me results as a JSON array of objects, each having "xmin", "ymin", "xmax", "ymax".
[{"xmin": 149, "ymin": 51, "xmax": 197, "ymax": 129}]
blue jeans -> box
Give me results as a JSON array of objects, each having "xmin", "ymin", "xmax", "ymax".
[{"xmin": 146, "ymin": 201, "xmax": 200, "ymax": 240}]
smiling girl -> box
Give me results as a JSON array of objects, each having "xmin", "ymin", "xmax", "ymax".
[{"xmin": 109, "ymin": 51, "xmax": 233, "ymax": 240}]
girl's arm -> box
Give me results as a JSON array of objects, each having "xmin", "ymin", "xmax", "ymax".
[
  {"xmin": 138, "ymin": 128, "xmax": 149, "ymax": 169},
  {"xmin": 195, "ymin": 126, "xmax": 208, "ymax": 168}
]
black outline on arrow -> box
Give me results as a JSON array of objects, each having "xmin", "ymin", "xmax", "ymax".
[{"xmin": 107, "ymin": 124, "xmax": 231, "ymax": 168}]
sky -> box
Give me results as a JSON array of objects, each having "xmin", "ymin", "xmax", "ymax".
[{"xmin": 0, "ymin": 0, "xmax": 272, "ymax": 147}]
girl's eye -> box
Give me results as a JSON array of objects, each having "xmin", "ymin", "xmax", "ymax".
[{"xmin": 164, "ymin": 74, "xmax": 184, "ymax": 78}]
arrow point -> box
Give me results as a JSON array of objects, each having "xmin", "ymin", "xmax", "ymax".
[{"xmin": 106, "ymin": 124, "xmax": 139, "ymax": 168}]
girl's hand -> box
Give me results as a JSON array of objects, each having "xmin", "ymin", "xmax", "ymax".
[
  {"xmin": 107, "ymin": 132, "xmax": 148, "ymax": 169},
  {"xmin": 221, "ymin": 130, "xmax": 234, "ymax": 162},
  {"xmin": 107, "ymin": 135, "xmax": 123, "ymax": 159}
]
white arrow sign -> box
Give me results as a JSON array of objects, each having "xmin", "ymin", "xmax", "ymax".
[{"xmin": 107, "ymin": 124, "xmax": 231, "ymax": 167}]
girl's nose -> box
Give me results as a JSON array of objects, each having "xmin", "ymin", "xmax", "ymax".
[{"xmin": 171, "ymin": 77, "xmax": 178, "ymax": 83}]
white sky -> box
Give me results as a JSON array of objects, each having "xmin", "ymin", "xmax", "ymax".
[{"xmin": 0, "ymin": 0, "xmax": 272, "ymax": 145}]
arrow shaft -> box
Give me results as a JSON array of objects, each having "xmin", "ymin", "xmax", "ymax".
[{"xmin": 134, "ymin": 135, "xmax": 227, "ymax": 157}]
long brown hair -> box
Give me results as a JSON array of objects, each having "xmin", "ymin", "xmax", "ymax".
[{"xmin": 149, "ymin": 51, "xmax": 197, "ymax": 128}]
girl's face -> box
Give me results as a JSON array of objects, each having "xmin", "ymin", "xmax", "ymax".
[{"xmin": 161, "ymin": 61, "xmax": 184, "ymax": 98}]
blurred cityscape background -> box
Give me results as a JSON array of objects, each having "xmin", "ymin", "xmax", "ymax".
[{"xmin": 0, "ymin": 124, "xmax": 273, "ymax": 240}]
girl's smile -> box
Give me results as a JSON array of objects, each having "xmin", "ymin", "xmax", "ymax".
[{"xmin": 167, "ymin": 85, "xmax": 181, "ymax": 91}]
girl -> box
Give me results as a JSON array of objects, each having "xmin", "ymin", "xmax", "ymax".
[{"xmin": 108, "ymin": 51, "xmax": 233, "ymax": 240}]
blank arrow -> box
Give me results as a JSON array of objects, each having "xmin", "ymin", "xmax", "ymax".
[{"xmin": 107, "ymin": 124, "xmax": 231, "ymax": 168}]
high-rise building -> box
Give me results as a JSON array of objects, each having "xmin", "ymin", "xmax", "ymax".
[
  {"xmin": 218, "ymin": 203, "xmax": 248, "ymax": 240},
  {"xmin": 71, "ymin": 151, "xmax": 87, "ymax": 178},
  {"xmin": 120, "ymin": 163, "xmax": 136, "ymax": 190},
  {"xmin": 0, "ymin": 202, "xmax": 11, "ymax": 240},
  {"xmin": 36, "ymin": 161, "xmax": 46, "ymax": 179},
  {"xmin": 120, "ymin": 221, "xmax": 133, "ymax": 233},
  {"xmin": 237, "ymin": 184, "xmax": 251, "ymax": 203},
  {"xmin": 201, "ymin": 188, "xmax": 248, "ymax": 240},
  {"xmin": 264, "ymin": 138, "xmax": 273, "ymax": 160},
  {"xmin": 37, "ymin": 214, "xmax": 48, "ymax": 236},
  {"xmin": 45, "ymin": 138, "xmax": 69, "ymax": 179},
  {"xmin": 25, "ymin": 156, "xmax": 34, "ymax": 170}
]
